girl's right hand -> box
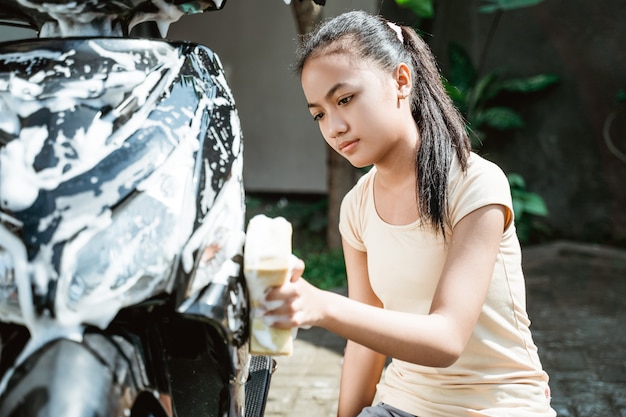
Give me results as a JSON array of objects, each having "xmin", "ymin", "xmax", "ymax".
[{"xmin": 263, "ymin": 259, "xmax": 329, "ymax": 329}]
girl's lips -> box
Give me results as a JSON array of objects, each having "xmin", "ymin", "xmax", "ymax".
[{"xmin": 339, "ymin": 139, "xmax": 359, "ymax": 153}]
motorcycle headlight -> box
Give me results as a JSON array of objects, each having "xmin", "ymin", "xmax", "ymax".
[
  {"xmin": 183, "ymin": 166, "xmax": 245, "ymax": 299},
  {"xmin": 65, "ymin": 193, "xmax": 174, "ymax": 307},
  {"xmin": 55, "ymin": 143, "xmax": 197, "ymax": 329}
]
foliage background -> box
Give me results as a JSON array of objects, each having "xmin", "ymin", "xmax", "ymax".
[{"xmin": 242, "ymin": 0, "xmax": 625, "ymax": 289}]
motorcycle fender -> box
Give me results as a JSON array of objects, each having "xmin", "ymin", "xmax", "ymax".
[{"xmin": 0, "ymin": 336, "xmax": 146, "ymax": 417}]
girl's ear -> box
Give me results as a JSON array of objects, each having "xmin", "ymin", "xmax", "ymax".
[{"xmin": 395, "ymin": 63, "xmax": 412, "ymax": 99}]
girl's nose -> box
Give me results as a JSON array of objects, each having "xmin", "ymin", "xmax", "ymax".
[{"xmin": 326, "ymin": 113, "xmax": 348, "ymax": 139}]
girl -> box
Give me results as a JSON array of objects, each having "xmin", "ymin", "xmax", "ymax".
[{"xmin": 267, "ymin": 10, "xmax": 556, "ymax": 417}]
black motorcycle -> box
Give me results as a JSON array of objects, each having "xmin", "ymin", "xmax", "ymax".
[{"xmin": 0, "ymin": 1, "xmax": 274, "ymax": 416}]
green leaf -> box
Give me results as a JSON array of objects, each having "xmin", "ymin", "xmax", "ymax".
[
  {"xmin": 521, "ymin": 193, "xmax": 549, "ymax": 216},
  {"xmin": 478, "ymin": 71, "xmax": 507, "ymax": 102},
  {"xmin": 296, "ymin": 248, "xmax": 347, "ymax": 290},
  {"xmin": 442, "ymin": 77, "xmax": 465, "ymax": 105},
  {"xmin": 508, "ymin": 173, "xmax": 548, "ymax": 221},
  {"xmin": 448, "ymin": 43, "xmax": 476, "ymax": 94},
  {"xmin": 507, "ymin": 173, "xmax": 526, "ymax": 189},
  {"xmin": 515, "ymin": 221, "xmax": 531, "ymax": 243},
  {"xmin": 512, "ymin": 198, "xmax": 524, "ymax": 220},
  {"xmin": 480, "ymin": 0, "xmax": 544, "ymax": 13},
  {"xmin": 498, "ymin": 74, "xmax": 559, "ymax": 93},
  {"xmin": 475, "ymin": 107, "xmax": 524, "ymax": 130},
  {"xmin": 395, "ymin": 0, "xmax": 434, "ymax": 19},
  {"xmin": 468, "ymin": 72, "xmax": 501, "ymax": 113}
]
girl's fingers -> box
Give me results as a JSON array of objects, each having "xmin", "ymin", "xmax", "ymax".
[
  {"xmin": 265, "ymin": 282, "xmax": 293, "ymax": 301},
  {"xmin": 265, "ymin": 291, "xmax": 297, "ymax": 316},
  {"xmin": 264, "ymin": 283, "xmax": 305, "ymax": 325},
  {"xmin": 262, "ymin": 314, "xmax": 292, "ymax": 328},
  {"xmin": 262, "ymin": 274, "xmax": 317, "ymax": 328},
  {"xmin": 264, "ymin": 299, "xmax": 285, "ymax": 310},
  {"xmin": 290, "ymin": 256, "xmax": 306, "ymax": 282}
]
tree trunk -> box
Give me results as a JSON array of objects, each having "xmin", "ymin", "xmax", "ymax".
[
  {"xmin": 290, "ymin": 0, "xmax": 323, "ymax": 35},
  {"xmin": 326, "ymin": 149, "xmax": 360, "ymax": 249},
  {"xmin": 290, "ymin": 0, "xmax": 360, "ymax": 250}
]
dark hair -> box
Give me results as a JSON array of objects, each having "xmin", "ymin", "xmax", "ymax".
[{"xmin": 295, "ymin": 10, "xmax": 471, "ymax": 237}]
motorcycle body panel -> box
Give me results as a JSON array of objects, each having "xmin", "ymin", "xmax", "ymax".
[
  {"xmin": 0, "ymin": 20, "xmax": 268, "ymax": 415},
  {"xmin": 0, "ymin": 336, "xmax": 147, "ymax": 416},
  {"xmin": 0, "ymin": 0, "xmax": 228, "ymax": 37}
]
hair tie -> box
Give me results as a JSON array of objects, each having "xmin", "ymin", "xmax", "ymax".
[{"xmin": 387, "ymin": 21, "xmax": 404, "ymax": 43}]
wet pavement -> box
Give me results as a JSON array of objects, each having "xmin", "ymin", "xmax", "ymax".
[{"xmin": 263, "ymin": 241, "xmax": 626, "ymax": 417}]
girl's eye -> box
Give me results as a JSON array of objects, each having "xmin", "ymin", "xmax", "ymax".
[
  {"xmin": 313, "ymin": 112, "xmax": 324, "ymax": 122},
  {"xmin": 338, "ymin": 95, "xmax": 353, "ymax": 105}
]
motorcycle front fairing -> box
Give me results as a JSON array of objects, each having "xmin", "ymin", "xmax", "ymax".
[
  {"xmin": 0, "ymin": 35, "xmax": 255, "ymax": 416},
  {"xmin": 0, "ymin": 0, "xmax": 228, "ymax": 37}
]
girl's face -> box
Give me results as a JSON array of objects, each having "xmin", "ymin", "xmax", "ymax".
[{"xmin": 301, "ymin": 51, "xmax": 414, "ymax": 168}]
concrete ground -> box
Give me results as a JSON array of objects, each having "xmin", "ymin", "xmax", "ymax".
[{"xmin": 263, "ymin": 241, "xmax": 626, "ymax": 417}]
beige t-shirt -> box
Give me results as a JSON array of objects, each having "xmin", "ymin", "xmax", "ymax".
[{"xmin": 339, "ymin": 152, "xmax": 555, "ymax": 417}]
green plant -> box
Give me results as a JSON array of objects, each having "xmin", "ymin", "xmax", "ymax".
[
  {"xmin": 245, "ymin": 195, "xmax": 327, "ymax": 234},
  {"xmin": 507, "ymin": 173, "xmax": 549, "ymax": 242},
  {"xmin": 395, "ymin": 0, "xmax": 433, "ymax": 19},
  {"xmin": 479, "ymin": 0, "xmax": 544, "ymax": 13},
  {"xmin": 294, "ymin": 247, "xmax": 347, "ymax": 290},
  {"xmin": 444, "ymin": 43, "xmax": 559, "ymax": 148},
  {"xmin": 393, "ymin": 0, "xmax": 544, "ymax": 23},
  {"xmin": 245, "ymin": 195, "xmax": 346, "ymax": 289}
]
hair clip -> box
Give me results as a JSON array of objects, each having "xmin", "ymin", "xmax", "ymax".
[{"xmin": 387, "ymin": 21, "xmax": 404, "ymax": 43}]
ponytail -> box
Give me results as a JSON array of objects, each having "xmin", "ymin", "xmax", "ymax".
[{"xmin": 401, "ymin": 26, "xmax": 471, "ymax": 237}]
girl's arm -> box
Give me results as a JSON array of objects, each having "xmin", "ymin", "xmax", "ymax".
[
  {"xmin": 337, "ymin": 241, "xmax": 387, "ymax": 417},
  {"xmin": 267, "ymin": 204, "xmax": 506, "ymax": 367},
  {"xmin": 338, "ymin": 340, "xmax": 387, "ymax": 417}
]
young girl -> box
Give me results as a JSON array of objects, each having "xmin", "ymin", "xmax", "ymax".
[{"xmin": 266, "ymin": 10, "xmax": 556, "ymax": 417}]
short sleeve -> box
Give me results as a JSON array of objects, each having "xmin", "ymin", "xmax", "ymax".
[
  {"xmin": 338, "ymin": 175, "xmax": 369, "ymax": 252},
  {"xmin": 447, "ymin": 154, "xmax": 514, "ymax": 230}
]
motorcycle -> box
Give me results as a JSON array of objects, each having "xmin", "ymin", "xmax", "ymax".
[{"xmin": 0, "ymin": 1, "xmax": 275, "ymax": 416}]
